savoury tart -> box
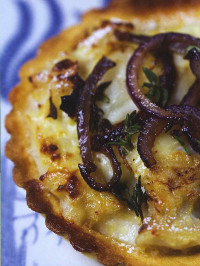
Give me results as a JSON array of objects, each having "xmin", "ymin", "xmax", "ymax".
[{"xmin": 6, "ymin": 0, "xmax": 200, "ymax": 265}]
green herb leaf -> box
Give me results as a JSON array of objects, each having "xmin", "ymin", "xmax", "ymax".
[
  {"xmin": 124, "ymin": 111, "xmax": 141, "ymax": 133},
  {"xmin": 142, "ymin": 82, "xmax": 153, "ymax": 89},
  {"xmin": 142, "ymin": 67, "xmax": 169, "ymax": 107},
  {"xmin": 143, "ymin": 67, "xmax": 158, "ymax": 84},
  {"xmin": 145, "ymin": 87, "xmax": 154, "ymax": 100},
  {"xmin": 112, "ymin": 176, "xmax": 146, "ymax": 220},
  {"xmin": 185, "ymin": 45, "xmax": 200, "ymax": 55},
  {"xmin": 173, "ymin": 134, "xmax": 191, "ymax": 155},
  {"xmin": 161, "ymin": 87, "xmax": 168, "ymax": 107},
  {"xmin": 108, "ymin": 134, "xmax": 133, "ymax": 151},
  {"xmin": 95, "ymin": 81, "xmax": 111, "ymax": 103},
  {"xmin": 108, "ymin": 111, "xmax": 141, "ymax": 152},
  {"xmin": 125, "ymin": 125, "xmax": 140, "ymax": 134},
  {"xmin": 120, "ymin": 147, "xmax": 128, "ymax": 156},
  {"xmin": 134, "ymin": 176, "xmax": 146, "ymax": 220}
]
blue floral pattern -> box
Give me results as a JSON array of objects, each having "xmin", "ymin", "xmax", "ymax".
[{"xmin": 1, "ymin": 1, "xmax": 110, "ymax": 265}]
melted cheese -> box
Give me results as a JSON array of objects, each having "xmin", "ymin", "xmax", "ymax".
[{"xmin": 24, "ymin": 20, "xmax": 200, "ymax": 249}]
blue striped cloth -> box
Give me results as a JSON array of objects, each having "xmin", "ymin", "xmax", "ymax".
[{"xmin": 1, "ymin": 1, "xmax": 110, "ymax": 265}]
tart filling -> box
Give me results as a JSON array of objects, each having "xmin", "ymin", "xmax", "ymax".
[{"xmin": 6, "ymin": 9, "xmax": 200, "ymax": 264}]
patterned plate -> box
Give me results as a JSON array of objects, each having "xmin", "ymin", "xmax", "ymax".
[{"xmin": 1, "ymin": 1, "xmax": 110, "ymax": 265}]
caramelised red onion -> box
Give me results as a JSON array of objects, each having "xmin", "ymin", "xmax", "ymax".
[
  {"xmin": 125, "ymin": 32, "xmax": 200, "ymax": 167},
  {"xmin": 180, "ymin": 80, "xmax": 200, "ymax": 153},
  {"xmin": 114, "ymin": 30, "xmax": 200, "ymax": 55},
  {"xmin": 181, "ymin": 80, "xmax": 200, "ymax": 106},
  {"xmin": 137, "ymin": 118, "xmax": 168, "ymax": 168},
  {"xmin": 138, "ymin": 80, "xmax": 200, "ymax": 168},
  {"xmin": 126, "ymin": 32, "xmax": 200, "ymax": 119},
  {"xmin": 60, "ymin": 74, "xmax": 85, "ymax": 117},
  {"xmin": 181, "ymin": 48, "xmax": 200, "ymax": 153},
  {"xmin": 77, "ymin": 56, "xmax": 122, "ymax": 191},
  {"xmin": 79, "ymin": 144, "xmax": 122, "ymax": 191},
  {"xmin": 168, "ymin": 105, "xmax": 200, "ymax": 153},
  {"xmin": 114, "ymin": 29, "xmax": 149, "ymax": 45},
  {"xmin": 136, "ymin": 50, "xmax": 176, "ymax": 167}
]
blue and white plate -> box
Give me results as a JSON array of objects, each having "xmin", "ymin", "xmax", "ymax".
[{"xmin": 1, "ymin": 1, "xmax": 110, "ymax": 265}]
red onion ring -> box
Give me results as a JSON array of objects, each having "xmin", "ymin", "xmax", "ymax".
[
  {"xmin": 136, "ymin": 49, "xmax": 176, "ymax": 168},
  {"xmin": 126, "ymin": 32, "xmax": 200, "ymax": 119},
  {"xmin": 77, "ymin": 56, "xmax": 122, "ymax": 191},
  {"xmin": 181, "ymin": 80, "xmax": 200, "ymax": 153},
  {"xmin": 137, "ymin": 118, "xmax": 168, "ymax": 168},
  {"xmin": 79, "ymin": 144, "xmax": 122, "ymax": 191},
  {"xmin": 166, "ymin": 105, "xmax": 200, "ymax": 153},
  {"xmin": 126, "ymin": 32, "xmax": 200, "ymax": 167},
  {"xmin": 114, "ymin": 29, "xmax": 200, "ymax": 55},
  {"xmin": 139, "ymin": 80, "xmax": 200, "ymax": 168},
  {"xmin": 114, "ymin": 30, "xmax": 200, "ymax": 55}
]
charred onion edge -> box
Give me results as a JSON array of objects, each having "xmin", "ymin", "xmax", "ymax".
[
  {"xmin": 138, "ymin": 81, "xmax": 200, "ymax": 168},
  {"xmin": 77, "ymin": 56, "xmax": 122, "ymax": 191},
  {"xmin": 137, "ymin": 118, "xmax": 168, "ymax": 168},
  {"xmin": 126, "ymin": 32, "xmax": 200, "ymax": 118},
  {"xmin": 114, "ymin": 29, "xmax": 200, "ymax": 55},
  {"xmin": 114, "ymin": 29, "xmax": 149, "ymax": 44},
  {"xmin": 60, "ymin": 74, "xmax": 85, "ymax": 118},
  {"xmin": 79, "ymin": 144, "xmax": 122, "ymax": 191},
  {"xmin": 125, "ymin": 32, "xmax": 200, "ymax": 167},
  {"xmin": 137, "ymin": 48, "xmax": 176, "ymax": 168},
  {"xmin": 181, "ymin": 79, "xmax": 200, "ymax": 106},
  {"xmin": 168, "ymin": 105, "xmax": 200, "ymax": 153}
]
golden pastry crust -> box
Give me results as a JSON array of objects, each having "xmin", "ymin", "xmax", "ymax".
[{"xmin": 5, "ymin": 0, "xmax": 200, "ymax": 265}]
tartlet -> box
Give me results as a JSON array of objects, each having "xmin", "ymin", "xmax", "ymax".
[{"xmin": 6, "ymin": 0, "xmax": 200, "ymax": 265}]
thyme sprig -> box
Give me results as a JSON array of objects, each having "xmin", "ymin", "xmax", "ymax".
[
  {"xmin": 142, "ymin": 67, "xmax": 168, "ymax": 107},
  {"xmin": 108, "ymin": 111, "xmax": 141, "ymax": 154},
  {"xmin": 172, "ymin": 132, "xmax": 191, "ymax": 155},
  {"xmin": 95, "ymin": 81, "xmax": 111, "ymax": 103},
  {"xmin": 124, "ymin": 110, "xmax": 141, "ymax": 134},
  {"xmin": 113, "ymin": 176, "xmax": 146, "ymax": 220}
]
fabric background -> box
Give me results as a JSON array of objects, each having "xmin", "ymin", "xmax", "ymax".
[{"xmin": 1, "ymin": 1, "xmax": 110, "ymax": 265}]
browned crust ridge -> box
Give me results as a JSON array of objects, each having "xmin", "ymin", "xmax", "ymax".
[{"xmin": 5, "ymin": 0, "xmax": 200, "ymax": 265}]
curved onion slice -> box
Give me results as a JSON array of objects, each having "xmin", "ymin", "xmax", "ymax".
[
  {"xmin": 181, "ymin": 80, "xmax": 200, "ymax": 153},
  {"xmin": 114, "ymin": 29, "xmax": 149, "ymax": 44},
  {"xmin": 114, "ymin": 29, "xmax": 200, "ymax": 55},
  {"xmin": 168, "ymin": 105, "xmax": 200, "ymax": 153},
  {"xmin": 138, "ymin": 104, "xmax": 200, "ymax": 168},
  {"xmin": 136, "ymin": 49, "xmax": 176, "ymax": 168},
  {"xmin": 79, "ymin": 144, "xmax": 122, "ymax": 191},
  {"xmin": 140, "ymin": 81, "xmax": 200, "ymax": 168},
  {"xmin": 126, "ymin": 32, "xmax": 200, "ymax": 119},
  {"xmin": 137, "ymin": 117, "xmax": 168, "ymax": 168},
  {"xmin": 77, "ymin": 56, "xmax": 122, "ymax": 191},
  {"xmin": 129, "ymin": 33, "xmax": 200, "ymax": 167}
]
